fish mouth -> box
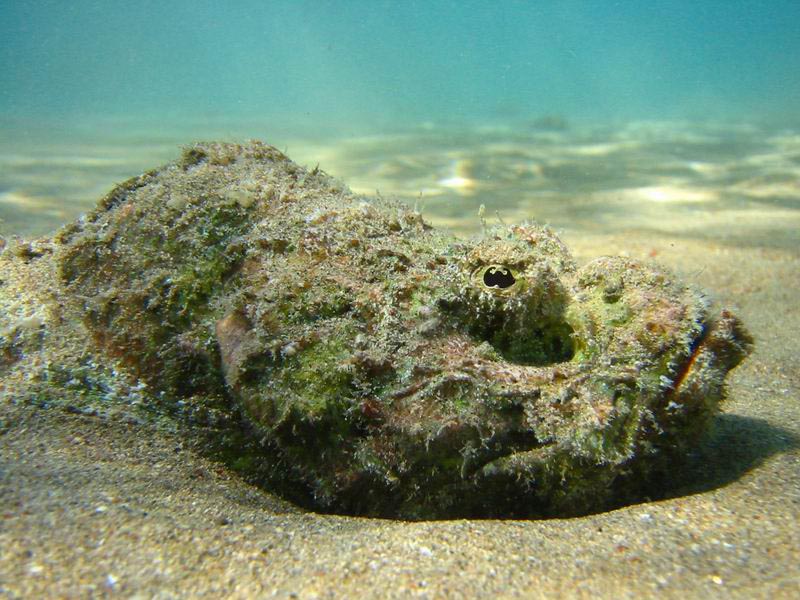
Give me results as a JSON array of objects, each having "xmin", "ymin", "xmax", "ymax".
[
  {"xmin": 391, "ymin": 333, "xmax": 580, "ymax": 481},
  {"xmin": 381, "ymin": 304, "xmax": 751, "ymax": 503},
  {"xmin": 450, "ymin": 314, "xmax": 737, "ymax": 481},
  {"xmin": 382, "ymin": 358, "xmax": 554, "ymax": 483}
]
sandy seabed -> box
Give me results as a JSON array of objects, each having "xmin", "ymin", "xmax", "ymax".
[{"xmin": 1, "ymin": 118, "xmax": 798, "ymax": 598}]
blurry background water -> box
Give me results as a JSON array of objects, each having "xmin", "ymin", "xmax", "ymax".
[{"xmin": 1, "ymin": 0, "xmax": 799, "ymax": 243}]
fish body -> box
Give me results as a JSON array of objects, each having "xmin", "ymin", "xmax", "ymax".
[{"xmin": 4, "ymin": 142, "xmax": 751, "ymax": 518}]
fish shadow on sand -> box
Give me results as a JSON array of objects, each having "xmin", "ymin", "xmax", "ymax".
[{"xmin": 644, "ymin": 412, "xmax": 799, "ymax": 505}]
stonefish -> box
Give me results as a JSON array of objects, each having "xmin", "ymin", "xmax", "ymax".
[{"xmin": 0, "ymin": 142, "xmax": 751, "ymax": 518}]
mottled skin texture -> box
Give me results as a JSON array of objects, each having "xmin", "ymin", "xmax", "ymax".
[{"xmin": 2, "ymin": 142, "xmax": 751, "ymax": 518}]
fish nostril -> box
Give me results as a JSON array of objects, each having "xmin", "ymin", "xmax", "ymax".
[{"xmin": 483, "ymin": 265, "xmax": 516, "ymax": 290}]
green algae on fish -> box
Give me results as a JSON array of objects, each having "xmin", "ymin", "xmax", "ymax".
[{"xmin": 1, "ymin": 141, "xmax": 752, "ymax": 518}]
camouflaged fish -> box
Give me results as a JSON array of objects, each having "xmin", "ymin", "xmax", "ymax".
[{"xmin": 1, "ymin": 142, "xmax": 751, "ymax": 518}]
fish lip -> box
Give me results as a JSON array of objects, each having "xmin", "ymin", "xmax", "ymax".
[
  {"xmin": 667, "ymin": 324, "xmax": 712, "ymax": 394},
  {"xmin": 459, "ymin": 427, "xmax": 549, "ymax": 479},
  {"xmin": 663, "ymin": 310, "xmax": 751, "ymax": 398},
  {"xmin": 469, "ymin": 441, "xmax": 557, "ymax": 482}
]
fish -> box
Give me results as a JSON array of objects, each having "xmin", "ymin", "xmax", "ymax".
[{"xmin": 2, "ymin": 141, "xmax": 752, "ymax": 519}]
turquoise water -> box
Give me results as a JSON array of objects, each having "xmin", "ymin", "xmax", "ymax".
[
  {"xmin": 3, "ymin": 1, "xmax": 800, "ymax": 126},
  {"xmin": 1, "ymin": 1, "xmax": 800, "ymax": 237}
]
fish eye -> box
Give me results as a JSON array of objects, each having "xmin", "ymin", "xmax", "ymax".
[{"xmin": 482, "ymin": 265, "xmax": 516, "ymax": 290}]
